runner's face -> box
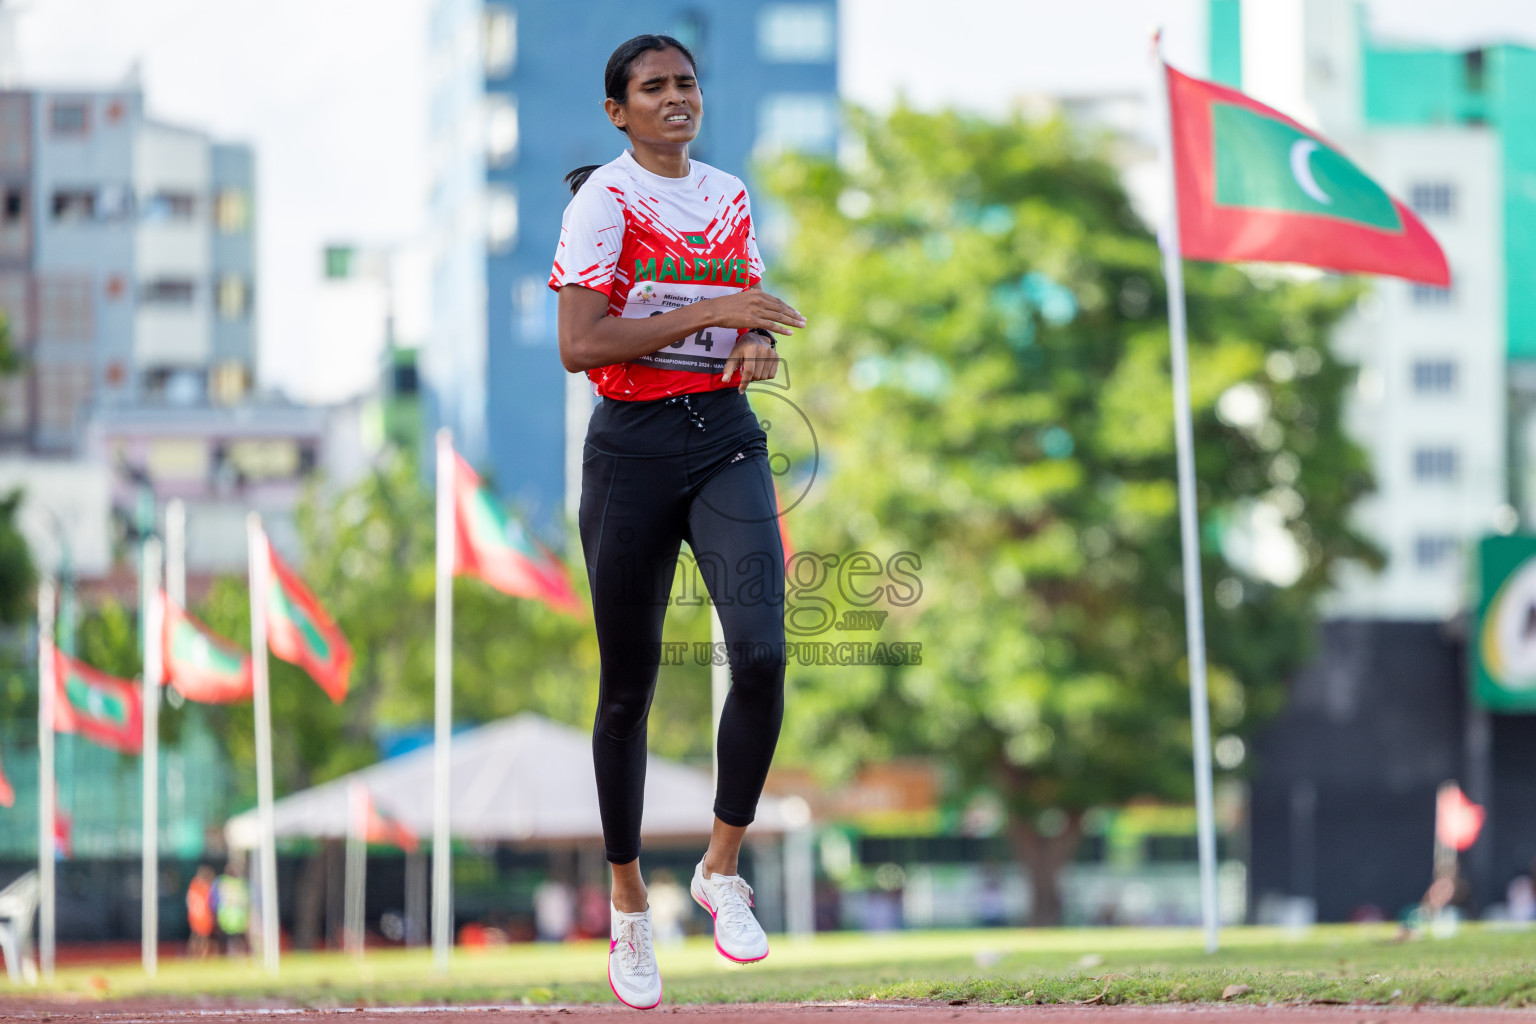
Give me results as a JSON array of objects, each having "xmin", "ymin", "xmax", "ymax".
[{"xmin": 612, "ymin": 48, "xmax": 700, "ymax": 149}]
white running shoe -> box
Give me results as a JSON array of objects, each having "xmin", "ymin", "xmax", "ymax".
[
  {"xmin": 608, "ymin": 905, "xmax": 663, "ymax": 1010},
  {"xmin": 691, "ymin": 860, "xmax": 770, "ymax": 963}
]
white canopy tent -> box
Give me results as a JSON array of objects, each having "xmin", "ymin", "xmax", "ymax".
[
  {"xmin": 224, "ymin": 713, "xmax": 815, "ymax": 935},
  {"xmin": 226, "ymin": 712, "xmax": 808, "ymax": 847}
]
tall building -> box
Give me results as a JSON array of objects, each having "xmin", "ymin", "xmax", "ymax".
[
  {"xmin": 1209, "ymin": 0, "xmax": 1536, "ymax": 921},
  {"xmin": 426, "ymin": 1, "xmax": 839, "ymax": 534},
  {"xmin": 1209, "ymin": 0, "xmax": 1523, "ymax": 620},
  {"xmin": 0, "ymin": 84, "xmax": 258, "ymax": 455}
]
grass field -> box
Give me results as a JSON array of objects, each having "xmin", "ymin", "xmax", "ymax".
[{"xmin": 10, "ymin": 924, "xmax": 1536, "ymax": 1008}]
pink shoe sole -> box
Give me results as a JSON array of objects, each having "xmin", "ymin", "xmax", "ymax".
[
  {"xmin": 608, "ymin": 940, "xmax": 663, "ymax": 1010},
  {"xmin": 690, "ymin": 885, "xmax": 770, "ymax": 964}
]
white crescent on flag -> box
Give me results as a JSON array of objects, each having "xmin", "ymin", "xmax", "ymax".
[{"xmin": 1288, "ymin": 139, "xmax": 1332, "ymax": 205}]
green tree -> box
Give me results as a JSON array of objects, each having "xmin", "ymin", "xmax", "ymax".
[
  {"xmin": 196, "ymin": 449, "xmax": 718, "ymax": 802},
  {"xmin": 762, "ymin": 106, "xmax": 1380, "ymax": 924}
]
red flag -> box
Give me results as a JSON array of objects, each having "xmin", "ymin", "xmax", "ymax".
[
  {"xmin": 1436, "ymin": 783, "xmax": 1485, "ymax": 852},
  {"xmin": 162, "ymin": 593, "xmax": 254, "ymax": 703},
  {"xmin": 54, "ymin": 792, "xmax": 73, "ymax": 859},
  {"xmin": 351, "ymin": 783, "xmax": 419, "ymax": 852},
  {"xmin": 265, "ymin": 546, "xmax": 353, "ymax": 703},
  {"xmin": 452, "ymin": 452, "xmax": 583, "ymax": 615},
  {"xmin": 50, "ymin": 644, "xmax": 143, "ymax": 754},
  {"xmin": 0, "ymin": 747, "xmax": 14, "ymax": 808},
  {"xmin": 1167, "ymin": 64, "xmax": 1450, "ymax": 286}
]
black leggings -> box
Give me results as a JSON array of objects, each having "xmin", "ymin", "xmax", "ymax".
[{"xmin": 579, "ymin": 388, "xmax": 786, "ymax": 865}]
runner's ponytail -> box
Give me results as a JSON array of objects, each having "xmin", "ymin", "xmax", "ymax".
[{"xmin": 565, "ymin": 166, "xmax": 601, "ymax": 196}]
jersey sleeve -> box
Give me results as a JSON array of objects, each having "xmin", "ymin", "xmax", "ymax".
[
  {"xmin": 548, "ymin": 180, "xmax": 625, "ymax": 296},
  {"xmin": 745, "ymin": 189, "xmax": 765, "ymax": 288}
]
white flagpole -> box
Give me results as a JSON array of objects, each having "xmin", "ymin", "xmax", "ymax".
[
  {"xmin": 431, "ymin": 427, "xmax": 454, "ymax": 971},
  {"xmin": 246, "ymin": 514, "xmax": 281, "ymax": 973},
  {"xmin": 141, "ymin": 538, "xmax": 164, "ymax": 976},
  {"xmin": 1153, "ymin": 39, "xmax": 1221, "ymax": 954},
  {"xmin": 166, "ymin": 499, "xmax": 186, "ymax": 609},
  {"xmin": 344, "ymin": 781, "xmax": 366, "ymax": 956},
  {"xmin": 36, "ymin": 577, "xmax": 56, "ymax": 981}
]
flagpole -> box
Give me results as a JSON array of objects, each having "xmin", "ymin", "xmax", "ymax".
[
  {"xmin": 36, "ymin": 576, "xmax": 56, "ymax": 982},
  {"xmin": 246, "ymin": 513, "xmax": 281, "ymax": 973},
  {"xmin": 141, "ymin": 538, "xmax": 164, "ymax": 977},
  {"xmin": 1154, "ymin": 39, "xmax": 1220, "ymax": 954},
  {"xmin": 345, "ymin": 781, "xmax": 365, "ymax": 957},
  {"xmin": 431, "ymin": 427, "xmax": 454, "ymax": 971}
]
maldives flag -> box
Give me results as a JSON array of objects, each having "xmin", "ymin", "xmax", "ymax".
[
  {"xmin": 1167, "ymin": 65, "xmax": 1449, "ymax": 286},
  {"xmin": 0, "ymin": 747, "xmax": 13, "ymax": 808},
  {"xmin": 162, "ymin": 594, "xmax": 254, "ymax": 703},
  {"xmin": 354, "ymin": 784, "xmax": 419, "ymax": 852},
  {"xmin": 452, "ymin": 452, "xmax": 583, "ymax": 615},
  {"xmin": 50, "ymin": 644, "xmax": 142, "ymax": 754},
  {"xmin": 266, "ymin": 549, "xmax": 353, "ymax": 703}
]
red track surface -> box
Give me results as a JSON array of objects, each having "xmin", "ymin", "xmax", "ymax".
[{"xmin": 3, "ymin": 1003, "xmax": 1536, "ymax": 1022}]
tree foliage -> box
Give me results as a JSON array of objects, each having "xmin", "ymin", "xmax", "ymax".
[
  {"xmin": 193, "ymin": 450, "xmax": 717, "ymax": 803},
  {"xmin": 761, "ymin": 106, "xmax": 1380, "ymax": 922}
]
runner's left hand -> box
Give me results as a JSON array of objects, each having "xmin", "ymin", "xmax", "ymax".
[{"xmin": 721, "ymin": 334, "xmax": 779, "ymax": 393}]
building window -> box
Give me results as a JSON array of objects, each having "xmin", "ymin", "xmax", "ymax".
[
  {"xmin": 1415, "ymin": 534, "xmax": 1458, "ymax": 569},
  {"xmin": 485, "ymin": 94, "xmax": 519, "ymax": 166},
  {"xmin": 758, "ymin": 4, "xmax": 835, "ymax": 63},
  {"xmin": 1413, "ymin": 446, "xmax": 1458, "ymax": 482},
  {"xmin": 217, "ymin": 276, "xmax": 251, "ymax": 319},
  {"xmin": 36, "ymin": 277, "xmax": 93, "ymax": 341},
  {"xmin": 210, "ymin": 361, "xmax": 250, "ymax": 406},
  {"xmin": 49, "ymin": 101, "xmax": 88, "ymax": 136},
  {"xmin": 140, "ymin": 278, "xmax": 196, "ymax": 305},
  {"xmin": 483, "ymin": 5, "xmax": 516, "ymax": 78},
  {"xmin": 2, "ymin": 188, "xmax": 22, "ymax": 224},
  {"xmin": 1410, "ymin": 183, "xmax": 1455, "ymax": 217},
  {"xmin": 142, "ymin": 191, "xmax": 196, "ymax": 222},
  {"xmin": 1412, "ymin": 359, "xmax": 1457, "ymax": 394},
  {"xmin": 0, "ymin": 95, "xmax": 29, "ymax": 170},
  {"xmin": 487, "ymin": 185, "xmax": 518, "ymax": 253},
  {"xmin": 51, "ymin": 189, "xmax": 96, "ymax": 222},
  {"xmin": 215, "ymin": 189, "xmax": 251, "ymax": 233},
  {"xmin": 757, "ymin": 93, "xmax": 838, "ymax": 153},
  {"xmin": 36, "ymin": 363, "xmax": 93, "ymax": 435},
  {"xmin": 1412, "ymin": 282, "xmax": 1452, "ymax": 306}
]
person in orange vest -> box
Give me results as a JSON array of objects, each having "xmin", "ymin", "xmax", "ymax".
[{"xmin": 186, "ymin": 865, "xmax": 216, "ymax": 958}]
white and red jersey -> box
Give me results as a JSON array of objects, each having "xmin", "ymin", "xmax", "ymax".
[{"xmin": 548, "ymin": 150, "xmax": 765, "ymax": 401}]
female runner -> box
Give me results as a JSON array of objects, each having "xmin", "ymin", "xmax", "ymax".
[{"xmin": 548, "ymin": 33, "xmax": 806, "ymax": 1010}]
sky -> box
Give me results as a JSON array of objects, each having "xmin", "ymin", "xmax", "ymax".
[{"xmin": 11, "ymin": 0, "xmax": 1536, "ymax": 402}]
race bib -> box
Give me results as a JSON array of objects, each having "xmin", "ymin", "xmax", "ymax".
[{"xmin": 622, "ymin": 279, "xmax": 739, "ymax": 374}]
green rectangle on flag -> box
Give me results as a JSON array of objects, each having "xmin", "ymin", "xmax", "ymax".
[{"xmin": 1212, "ymin": 102, "xmax": 1401, "ymax": 231}]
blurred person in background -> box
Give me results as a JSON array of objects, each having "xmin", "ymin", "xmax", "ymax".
[
  {"xmin": 212, "ymin": 863, "xmax": 250, "ymax": 957},
  {"xmin": 185, "ymin": 865, "xmax": 216, "ymax": 957},
  {"xmin": 552, "ymin": 32, "xmax": 806, "ymax": 1010},
  {"xmin": 534, "ymin": 875, "xmax": 575, "ymax": 942},
  {"xmin": 646, "ymin": 870, "xmax": 687, "ymax": 946}
]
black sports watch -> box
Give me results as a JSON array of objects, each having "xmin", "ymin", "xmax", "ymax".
[{"xmin": 748, "ymin": 328, "xmax": 777, "ymax": 349}]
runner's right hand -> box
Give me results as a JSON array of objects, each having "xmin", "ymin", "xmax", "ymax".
[{"xmin": 705, "ymin": 286, "xmax": 806, "ymax": 336}]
